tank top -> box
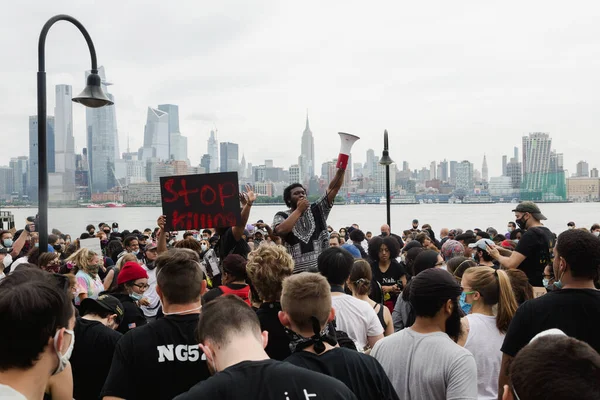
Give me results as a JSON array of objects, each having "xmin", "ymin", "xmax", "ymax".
[
  {"xmin": 219, "ymin": 285, "xmax": 251, "ymax": 306},
  {"xmin": 373, "ymin": 303, "xmax": 387, "ymax": 330}
]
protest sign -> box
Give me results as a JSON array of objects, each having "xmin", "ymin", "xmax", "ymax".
[
  {"xmin": 80, "ymin": 237, "xmax": 102, "ymax": 255},
  {"xmin": 160, "ymin": 172, "xmax": 241, "ymax": 231}
]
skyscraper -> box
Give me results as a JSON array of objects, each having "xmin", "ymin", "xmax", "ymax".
[
  {"xmin": 577, "ymin": 161, "xmax": 590, "ymax": 177},
  {"xmin": 300, "ymin": 113, "xmax": 315, "ymax": 180},
  {"xmin": 449, "ymin": 161, "xmax": 458, "ymax": 185},
  {"xmin": 289, "ymin": 164, "xmax": 302, "ymax": 184},
  {"xmin": 502, "ymin": 155, "xmax": 508, "ymax": 176},
  {"xmin": 438, "ymin": 159, "xmax": 449, "ymax": 182},
  {"xmin": 455, "ymin": 161, "xmax": 473, "ymax": 191},
  {"xmin": 591, "ymin": 168, "xmax": 599, "ymax": 178},
  {"xmin": 29, "ymin": 116, "xmax": 55, "ymax": 200},
  {"xmin": 158, "ymin": 104, "xmax": 188, "ymax": 162},
  {"xmin": 54, "ymin": 84, "xmax": 76, "ymax": 200},
  {"xmin": 522, "ymin": 132, "xmax": 552, "ymax": 192},
  {"xmin": 220, "ymin": 142, "xmax": 239, "ymax": 173},
  {"xmin": 142, "ymin": 107, "xmax": 170, "ymax": 161},
  {"xmin": 482, "ymin": 155, "xmax": 488, "ymax": 182},
  {"xmin": 430, "ymin": 161, "xmax": 437, "ymax": 180},
  {"xmin": 200, "ymin": 154, "xmax": 211, "ymax": 173},
  {"xmin": 366, "ymin": 149, "xmax": 377, "ymax": 178},
  {"xmin": 86, "ymin": 67, "xmax": 118, "ymax": 193},
  {"xmin": 207, "ymin": 130, "xmax": 219, "ymax": 172}
]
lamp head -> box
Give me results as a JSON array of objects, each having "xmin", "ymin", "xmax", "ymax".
[
  {"xmin": 72, "ymin": 72, "xmax": 113, "ymax": 108},
  {"xmin": 380, "ymin": 129, "xmax": 394, "ymax": 166}
]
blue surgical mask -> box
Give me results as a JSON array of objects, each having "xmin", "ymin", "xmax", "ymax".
[
  {"xmin": 459, "ymin": 292, "xmax": 472, "ymax": 314},
  {"xmin": 130, "ymin": 292, "xmax": 143, "ymax": 301},
  {"xmin": 132, "ymin": 250, "xmax": 139, "ymax": 256},
  {"xmin": 542, "ymin": 278, "xmax": 551, "ymax": 289},
  {"xmin": 34, "ymin": 243, "xmax": 39, "ymax": 248},
  {"xmin": 3, "ymin": 239, "xmax": 13, "ymax": 247}
]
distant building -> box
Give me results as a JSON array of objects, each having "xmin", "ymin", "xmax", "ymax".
[
  {"xmin": 289, "ymin": 164, "xmax": 301, "ymax": 185},
  {"xmin": 375, "ymin": 163, "xmax": 397, "ymax": 193},
  {"xmin": 123, "ymin": 182, "xmax": 161, "ymax": 204},
  {"xmin": 200, "ymin": 154, "xmax": 211, "ymax": 173},
  {"xmin": 220, "ymin": 142, "xmax": 239, "ymax": 173},
  {"xmin": 482, "ymin": 155, "xmax": 488, "ymax": 182},
  {"xmin": 567, "ymin": 177, "xmax": 600, "ymax": 202},
  {"xmin": 300, "ymin": 114, "xmax": 315, "ymax": 180},
  {"xmin": 0, "ymin": 167, "xmax": 14, "ymax": 199},
  {"xmin": 522, "ymin": 132, "xmax": 552, "ymax": 192},
  {"xmin": 488, "ymin": 176, "xmax": 513, "ymax": 196},
  {"xmin": 9, "ymin": 157, "xmax": 28, "ymax": 197},
  {"xmin": 449, "ymin": 161, "xmax": 458, "ymax": 185},
  {"xmin": 365, "ymin": 149, "xmax": 377, "ymax": 179},
  {"xmin": 142, "ymin": 107, "xmax": 170, "ymax": 161},
  {"xmin": 506, "ymin": 160, "xmax": 522, "ymax": 189},
  {"xmin": 455, "ymin": 161, "xmax": 474, "ymax": 191},
  {"xmin": 576, "ymin": 161, "xmax": 590, "ymax": 177},
  {"xmin": 158, "ymin": 104, "xmax": 188, "ymax": 162},
  {"xmin": 438, "ymin": 159, "xmax": 449, "ymax": 182},
  {"xmin": 207, "ymin": 130, "xmax": 219, "ymax": 172},
  {"xmin": 502, "ymin": 155, "xmax": 507, "ymax": 176},
  {"xmin": 86, "ymin": 67, "xmax": 119, "ymax": 194},
  {"xmin": 592, "ymin": 168, "xmax": 599, "ymax": 178}
]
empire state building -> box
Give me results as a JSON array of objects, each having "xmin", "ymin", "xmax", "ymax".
[{"xmin": 300, "ymin": 113, "xmax": 315, "ymax": 181}]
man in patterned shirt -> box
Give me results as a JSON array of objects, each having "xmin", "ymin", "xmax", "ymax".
[{"xmin": 273, "ymin": 169, "xmax": 345, "ymax": 273}]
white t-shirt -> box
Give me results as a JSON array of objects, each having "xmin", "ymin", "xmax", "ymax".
[
  {"xmin": 372, "ymin": 329, "xmax": 477, "ymax": 400},
  {"xmin": 8, "ymin": 256, "xmax": 28, "ymax": 274},
  {"xmin": 0, "ymin": 384, "xmax": 27, "ymax": 399},
  {"xmin": 141, "ymin": 265, "xmax": 160, "ymax": 318},
  {"xmin": 331, "ymin": 294, "xmax": 384, "ymax": 351},
  {"xmin": 464, "ymin": 313, "xmax": 505, "ymax": 400}
]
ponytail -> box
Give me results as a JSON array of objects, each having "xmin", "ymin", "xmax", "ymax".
[
  {"xmin": 496, "ymin": 269, "xmax": 518, "ymax": 333},
  {"xmin": 463, "ymin": 266, "xmax": 518, "ymax": 333}
]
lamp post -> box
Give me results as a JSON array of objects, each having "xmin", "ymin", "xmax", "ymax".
[
  {"xmin": 38, "ymin": 15, "xmax": 113, "ymax": 254},
  {"xmin": 379, "ymin": 130, "xmax": 394, "ymax": 230}
]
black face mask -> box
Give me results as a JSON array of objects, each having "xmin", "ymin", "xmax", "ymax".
[
  {"xmin": 515, "ymin": 216, "xmax": 528, "ymax": 230},
  {"xmin": 53, "ymin": 244, "xmax": 63, "ymax": 252},
  {"xmin": 145, "ymin": 260, "xmax": 156, "ymax": 270}
]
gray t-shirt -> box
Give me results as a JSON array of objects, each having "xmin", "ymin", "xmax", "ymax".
[{"xmin": 371, "ymin": 329, "xmax": 477, "ymax": 400}]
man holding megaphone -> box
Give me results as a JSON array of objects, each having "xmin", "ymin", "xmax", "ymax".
[{"xmin": 273, "ymin": 132, "xmax": 359, "ymax": 273}]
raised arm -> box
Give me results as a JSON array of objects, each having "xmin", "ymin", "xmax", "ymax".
[
  {"xmin": 487, "ymin": 244, "xmax": 525, "ymax": 270},
  {"xmin": 11, "ymin": 227, "xmax": 31, "ymax": 258},
  {"xmin": 232, "ymin": 184, "xmax": 256, "ymax": 241},
  {"xmin": 273, "ymin": 199, "xmax": 309, "ymax": 236},
  {"xmin": 156, "ymin": 215, "xmax": 168, "ymax": 255},
  {"xmin": 326, "ymin": 169, "xmax": 346, "ymax": 206}
]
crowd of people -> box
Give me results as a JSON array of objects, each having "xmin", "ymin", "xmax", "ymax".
[{"xmin": 1, "ymin": 177, "xmax": 600, "ymax": 400}]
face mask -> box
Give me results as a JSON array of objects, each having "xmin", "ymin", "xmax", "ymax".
[
  {"xmin": 132, "ymin": 250, "xmax": 139, "ymax": 256},
  {"xmin": 2, "ymin": 239, "xmax": 12, "ymax": 248},
  {"xmin": 507, "ymin": 227, "xmax": 513, "ymax": 233},
  {"xmin": 103, "ymin": 230, "xmax": 111, "ymax": 235},
  {"xmin": 515, "ymin": 217, "xmax": 527, "ymax": 230},
  {"xmin": 85, "ymin": 264, "xmax": 100, "ymax": 276},
  {"xmin": 34, "ymin": 243, "xmax": 39, "ymax": 248},
  {"xmin": 113, "ymin": 228, "xmax": 118, "ymax": 233},
  {"xmin": 53, "ymin": 244, "xmax": 62, "ymax": 252},
  {"xmin": 284, "ymin": 317, "xmax": 338, "ymax": 354},
  {"xmin": 568, "ymin": 226, "xmax": 574, "ymax": 230},
  {"xmin": 202, "ymin": 236, "xmax": 209, "ymax": 240},
  {"xmin": 201, "ymin": 244, "xmax": 208, "ymax": 252},
  {"xmin": 101, "ymin": 239, "xmax": 108, "ymax": 246},
  {"xmin": 53, "ymin": 328, "xmax": 75, "ymax": 375},
  {"xmin": 130, "ymin": 292, "xmax": 144, "ymax": 301},
  {"xmin": 459, "ymin": 292, "xmax": 473, "ymax": 314},
  {"xmin": 381, "ymin": 232, "xmax": 387, "ymax": 237},
  {"xmin": 145, "ymin": 260, "xmax": 156, "ymax": 270},
  {"xmin": 594, "ymin": 231, "xmax": 600, "ymax": 237},
  {"xmin": 542, "ymin": 278, "xmax": 551, "ymax": 289},
  {"xmin": 89, "ymin": 231, "xmax": 95, "ymax": 235},
  {"xmin": 513, "ymin": 239, "xmax": 519, "ymax": 244}
]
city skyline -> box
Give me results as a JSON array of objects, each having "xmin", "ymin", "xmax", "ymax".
[{"xmin": 3, "ymin": 1, "xmax": 600, "ymax": 179}]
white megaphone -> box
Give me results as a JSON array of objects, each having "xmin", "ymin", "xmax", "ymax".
[{"xmin": 337, "ymin": 132, "xmax": 360, "ymax": 170}]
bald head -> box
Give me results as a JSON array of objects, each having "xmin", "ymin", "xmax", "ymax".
[
  {"xmin": 381, "ymin": 224, "xmax": 390, "ymax": 236},
  {"xmin": 440, "ymin": 228, "xmax": 449, "ymax": 238}
]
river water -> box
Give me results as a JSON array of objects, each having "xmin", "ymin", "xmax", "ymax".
[{"xmin": 5, "ymin": 203, "xmax": 599, "ymax": 237}]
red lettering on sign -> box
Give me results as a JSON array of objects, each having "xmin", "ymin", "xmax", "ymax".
[
  {"xmin": 177, "ymin": 179, "xmax": 199, "ymax": 207},
  {"xmin": 200, "ymin": 185, "xmax": 217, "ymax": 206},
  {"xmin": 170, "ymin": 211, "xmax": 237, "ymax": 230},
  {"xmin": 218, "ymin": 182, "xmax": 236, "ymax": 208},
  {"xmin": 171, "ymin": 211, "xmax": 186, "ymax": 229},
  {"xmin": 163, "ymin": 179, "xmax": 178, "ymax": 203}
]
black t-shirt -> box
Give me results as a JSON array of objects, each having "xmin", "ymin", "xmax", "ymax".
[
  {"xmin": 256, "ymin": 302, "xmax": 291, "ymax": 361},
  {"xmin": 514, "ymin": 226, "xmax": 555, "ymax": 286},
  {"xmin": 217, "ymin": 227, "xmax": 250, "ymax": 261},
  {"xmin": 174, "ymin": 359, "xmax": 357, "ymax": 400},
  {"xmin": 502, "ymin": 289, "xmax": 600, "ymax": 357},
  {"xmin": 110, "ymin": 292, "xmax": 148, "ymax": 334},
  {"xmin": 370, "ymin": 260, "xmax": 406, "ymax": 303},
  {"xmin": 285, "ymin": 347, "xmax": 398, "ymax": 400},
  {"xmin": 71, "ymin": 317, "xmax": 122, "ymax": 400},
  {"xmin": 101, "ymin": 314, "xmax": 210, "ymax": 400}
]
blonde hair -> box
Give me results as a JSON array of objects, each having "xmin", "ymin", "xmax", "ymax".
[
  {"xmin": 66, "ymin": 248, "xmax": 98, "ymax": 275},
  {"xmin": 463, "ymin": 267, "xmax": 518, "ymax": 333},
  {"xmin": 281, "ymin": 272, "xmax": 331, "ymax": 331},
  {"xmin": 246, "ymin": 245, "xmax": 294, "ymax": 302},
  {"xmin": 116, "ymin": 253, "xmax": 138, "ymax": 269}
]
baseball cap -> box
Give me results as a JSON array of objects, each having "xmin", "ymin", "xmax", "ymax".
[
  {"xmin": 80, "ymin": 294, "xmax": 124, "ymax": 321},
  {"xmin": 145, "ymin": 242, "xmax": 158, "ymax": 250},
  {"xmin": 112, "ymin": 222, "xmax": 119, "ymax": 228},
  {"xmin": 567, "ymin": 221, "xmax": 575, "ymax": 227},
  {"xmin": 512, "ymin": 201, "xmax": 547, "ymax": 220},
  {"xmin": 412, "ymin": 219, "xmax": 419, "ymax": 224},
  {"xmin": 341, "ymin": 243, "xmax": 361, "ymax": 258},
  {"xmin": 468, "ymin": 238, "xmax": 495, "ymax": 251}
]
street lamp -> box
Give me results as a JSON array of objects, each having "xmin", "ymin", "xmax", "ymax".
[
  {"xmin": 379, "ymin": 130, "xmax": 394, "ymax": 229},
  {"xmin": 38, "ymin": 15, "xmax": 113, "ymax": 253}
]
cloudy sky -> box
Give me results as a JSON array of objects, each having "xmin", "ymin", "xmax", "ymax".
[{"xmin": 2, "ymin": 0, "xmax": 600, "ymax": 178}]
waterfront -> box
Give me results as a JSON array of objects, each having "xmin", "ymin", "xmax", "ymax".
[{"xmin": 4, "ymin": 202, "xmax": 598, "ymax": 237}]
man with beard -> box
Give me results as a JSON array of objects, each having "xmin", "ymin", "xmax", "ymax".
[
  {"xmin": 372, "ymin": 268, "xmax": 477, "ymax": 400},
  {"xmin": 274, "ymin": 168, "xmax": 345, "ymax": 273}
]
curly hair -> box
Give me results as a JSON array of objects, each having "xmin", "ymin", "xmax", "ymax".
[
  {"xmin": 66, "ymin": 248, "xmax": 98, "ymax": 275},
  {"xmin": 246, "ymin": 245, "xmax": 294, "ymax": 302},
  {"xmin": 368, "ymin": 236, "xmax": 401, "ymax": 262},
  {"xmin": 283, "ymin": 183, "xmax": 305, "ymax": 208}
]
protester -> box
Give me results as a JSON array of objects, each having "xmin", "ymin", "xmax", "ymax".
[
  {"xmin": 38, "ymin": 251, "xmax": 61, "ymax": 273},
  {"xmin": 455, "ymin": 232, "xmax": 476, "ymax": 258},
  {"xmin": 409, "ymin": 219, "xmax": 420, "ymax": 233},
  {"xmin": 497, "ymin": 229, "xmax": 600, "ymax": 398},
  {"xmin": 140, "ymin": 242, "xmax": 161, "ymax": 320},
  {"xmin": 329, "ymin": 235, "xmax": 341, "ymax": 247},
  {"xmin": 106, "ymin": 261, "xmax": 148, "ymax": 334},
  {"xmin": 102, "ymin": 249, "xmax": 210, "ymax": 400},
  {"xmin": 0, "ymin": 269, "xmax": 75, "ymax": 400},
  {"xmin": 349, "ymin": 229, "xmax": 369, "ymax": 258},
  {"xmin": 203, "ymin": 254, "xmax": 250, "ymax": 305},
  {"xmin": 458, "ymin": 267, "xmax": 518, "ymax": 400},
  {"xmin": 504, "ymin": 269, "xmax": 534, "ymax": 305},
  {"xmin": 246, "ymin": 244, "xmax": 295, "ymax": 360},
  {"xmin": 273, "ymin": 166, "xmax": 346, "ymax": 274},
  {"xmin": 281, "ymin": 272, "xmax": 399, "ymax": 400},
  {"xmin": 372, "ymin": 268, "xmax": 477, "ymax": 399},
  {"xmin": 487, "ymin": 201, "xmax": 555, "ymax": 286},
  {"xmin": 67, "ymin": 248, "xmax": 105, "ymax": 306},
  {"xmin": 468, "ymin": 238, "xmax": 499, "ymax": 268},
  {"xmin": 590, "ymin": 223, "xmax": 600, "ymax": 236},
  {"xmin": 348, "ymin": 259, "xmax": 394, "ymax": 336},
  {"xmin": 380, "ymin": 224, "xmax": 404, "ymax": 248},
  {"xmin": 504, "ymin": 333, "xmax": 600, "ymax": 400},
  {"xmin": 368, "ymin": 236, "xmax": 406, "ymax": 312},
  {"xmin": 441, "ymin": 239, "xmax": 465, "ymax": 262},
  {"xmin": 317, "ymin": 247, "xmax": 384, "ymax": 351},
  {"xmin": 71, "ymin": 294, "xmax": 123, "ymax": 400},
  {"xmin": 505, "ymin": 221, "xmax": 516, "ymax": 239},
  {"xmin": 173, "ymin": 294, "xmax": 357, "ymax": 399}
]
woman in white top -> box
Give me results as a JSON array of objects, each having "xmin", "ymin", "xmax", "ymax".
[{"xmin": 459, "ymin": 267, "xmax": 518, "ymax": 400}]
